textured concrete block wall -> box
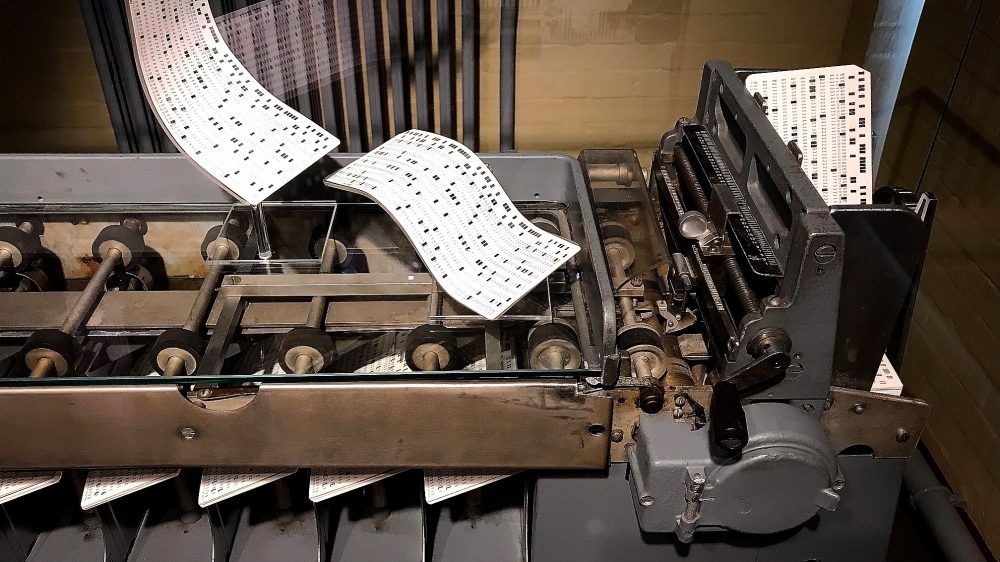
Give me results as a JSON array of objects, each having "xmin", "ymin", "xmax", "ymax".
[
  {"xmin": 0, "ymin": 1, "xmax": 116, "ymax": 153},
  {"xmin": 476, "ymin": 0, "xmax": 854, "ymax": 154},
  {"xmin": 879, "ymin": 0, "xmax": 1000, "ymax": 554},
  {"xmin": 0, "ymin": 0, "xmax": 856, "ymax": 156}
]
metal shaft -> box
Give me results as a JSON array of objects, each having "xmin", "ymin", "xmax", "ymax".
[
  {"xmin": 29, "ymin": 357, "xmax": 54, "ymax": 379},
  {"xmin": 673, "ymin": 144, "xmax": 759, "ymax": 319},
  {"xmin": 305, "ymin": 238, "xmax": 340, "ymax": 329},
  {"xmin": 723, "ymin": 255, "xmax": 759, "ymax": 318},
  {"xmin": 293, "ymin": 353, "xmax": 313, "ymax": 375},
  {"xmin": 606, "ymin": 245, "xmax": 628, "ymax": 284},
  {"xmin": 633, "ymin": 355, "xmax": 653, "ymax": 379},
  {"xmin": 423, "ymin": 351, "xmax": 441, "ymax": 371},
  {"xmin": 60, "ymin": 248, "xmax": 120, "ymax": 334},
  {"xmin": 673, "ymin": 145, "xmax": 710, "ymax": 214},
  {"xmin": 182, "ymin": 243, "xmax": 232, "ymax": 333},
  {"xmin": 164, "ymin": 355, "xmax": 186, "ymax": 377},
  {"xmin": 606, "ymin": 245, "xmax": 640, "ymax": 326},
  {"xmin": 541, "ymin": 346, "xmax": 565, "ymax": 370},
  {"xmin": 618, "ymin": 293, "xmax": 639, "ymax": 327}
]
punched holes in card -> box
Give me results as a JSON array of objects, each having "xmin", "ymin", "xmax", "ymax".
[{"xmin": 325, "ymin": 130, "xmax": 581, "ymax": 320}]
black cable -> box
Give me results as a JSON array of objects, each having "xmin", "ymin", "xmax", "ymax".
[{"xmin": 915, "ymin": 0, "xmax": 984, "ymax": 194}]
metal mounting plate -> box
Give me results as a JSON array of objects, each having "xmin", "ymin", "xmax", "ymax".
[
  {"xmin": 821, "ymin": 386, "xmax": 929, "ymax": 458},
  {"xmin": 0, "ymin": 381, "xmax": 612, "ymax": 470}
]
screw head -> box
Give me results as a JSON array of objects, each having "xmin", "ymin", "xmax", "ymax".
[
  {"xmin": 767, "ymin": 296, "xmax": 788, "ymax": 307},
  {"xmin": 814, "ymin": 244, "xmax": 837, "ymax": 264},
  {"xmin": 801, "ymin": 403, "xmax": 815, "ymax": 413},
  {"xmin": 639, "ymin": 495, "xmax": 655, "ymax": 507},
  {"xmin": 850, "ymin": 402, "xmax": 867, "ymax": 415},
  {"xmin": 611, "ymin": 429, "xmax": 624, "ymax": 443},
  {"xmin": 895, "ymin": 428, "xmax": 910, "ymax": 443},
  {"xmin": 179, "ymin": 426, "xmax": 197, "ymax": 439}
]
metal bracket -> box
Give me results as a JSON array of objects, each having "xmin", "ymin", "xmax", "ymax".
[{"xmin": 821, "ymin": 386, "xmax": 929, "ymax": 458}]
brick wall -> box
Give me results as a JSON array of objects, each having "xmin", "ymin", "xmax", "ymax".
[
  {"xmin": 0, "ymin": 1, "xmax": 857, "ymax": 155},
  {"xmin": 0, "ymin": 1, "xmax": 116, "ymax": 153},
  {"xmin": 477, "ymin": 0, "xmax": 855, "ymax": 154},
  {"xmin": 878, "ymin": 0, "xmax": 1000, "ymax": 554}
]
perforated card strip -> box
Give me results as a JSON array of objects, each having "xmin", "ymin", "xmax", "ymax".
[
  {"xmin": 325, "ymin": 130, "xmax": 580, "ymax": 320},
  {"xmin": 871, "ymin": 354, "xmax": 904, "ymax": 396},
  {"xmin": 81, "ymin": 469, "xmax": 180, "ymax": 510},
  {"xmin": 128, "ymin": 0, "xmax": 340, "ymax": 205},
  {"xmin": 198, "ymin": 467, "xmax": 296, "ymax": 507},
  {"xmin": 308, "ymin": 468, "xmax": 406, "ymax": 503},
  {"xmin": 423, "ymin": 469, "xmax": 518, "ymax": 504},
  {"xmin": 746, "ymin": 65, "xmax": 872, "ymax": 205},
  {"xmin": 0, "ymin": 471, "xmax": 61, "ymax": 505},
  {"xmin": 217, "ymin": 0, "xmax": 354, "ymax": 98}
]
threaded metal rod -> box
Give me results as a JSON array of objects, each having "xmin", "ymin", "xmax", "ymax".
[
  {"xmin": 673, "ymin": 144, "xmax": 759, "ymax": 319},
  {"xmin": 673, "ymin": 145, "xmax": 710, "ymax": 214},
  {"xmin": 723, "ymin": 255, "xmax": 759, "ymax": 318}
]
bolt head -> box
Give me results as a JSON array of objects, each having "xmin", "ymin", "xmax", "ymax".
[
  {"xmin": 611, "ymin": 429, "xmax": 624, "ymax": 443},
  {"xmin": 895, "ymin": 428, "xmax": 910, "ymax": 443},
  {"xmin": 850, "ymin": 402, "xmax": 867, "ymax": 415},
  {"xmin": 639, "ymin": 495, "xmax": 655, "ymax": 507},
  {"xmin": 814, "ymin": 244, "xmax": 837, "ymax": 264},
  {"xmin": 179, "ymin": 426, "xmax": 197, "ymax": 439}
]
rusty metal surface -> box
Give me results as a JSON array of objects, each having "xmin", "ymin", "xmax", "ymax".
[
  {"xmin": 0, "ymin": 381, "xmax": 612, "ymax": 470},
  {"xmin": 609, "ymin": 385, "xmax": 711, "ymax": 462},
  {"xmin": 821, "ymin": 386, "xmax": 929, "ymax": 458}
]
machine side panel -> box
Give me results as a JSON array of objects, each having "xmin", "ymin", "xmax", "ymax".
[{"xmin": 0, "ymin": 381, "xmax": 611, "ymax": 470}]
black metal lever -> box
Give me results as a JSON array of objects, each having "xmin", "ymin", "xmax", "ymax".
[{"xmin": 710, "ymin": 380, "xmax": 748, "ymax": 454}]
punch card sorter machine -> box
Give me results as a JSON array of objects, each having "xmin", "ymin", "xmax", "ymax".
[{"xmin": 0, "ymin": 61, "xmax": 934, "ymax": 561}]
